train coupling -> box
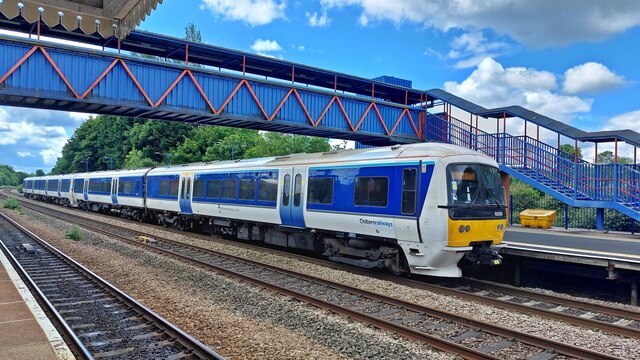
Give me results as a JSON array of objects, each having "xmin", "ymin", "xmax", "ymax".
[{"xmin": 464, "ymin": 244, "xmax": 503, "ymax": 266}]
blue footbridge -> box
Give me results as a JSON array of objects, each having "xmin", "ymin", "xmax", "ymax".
[{"xmin": 0, "ymin": 16, "xmax": 638, "ymax": 230}]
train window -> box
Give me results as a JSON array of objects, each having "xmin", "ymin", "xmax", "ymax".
[
  {"xmin": 354, "ymin": 177, "xmax": 388, "ymax": 207},
  {"xmin": 193, "ymin": 180, "xmax": 205, "ymax": 197},
  {"xmin": 258, "ymin": 179, "xmax": 277, "ymax": 201},
  {"xmin": 239, "ymin": 179, "xmax": 256, "ymax": 200},
  {"xmin": 185, "ymin": 179, "xmax": 191, "ymax": 200},
  {"xmin": 74, "ymin": 179, "xmax": 83, "ymax": 193},
  {"xmin": 293, "ymin": 174, "xmax": 302, "ymax": 207},
  {"xmin": 282, "ymin": 174, "xmax": 291, "ymax": 206},
  {"xmin": 135, "ymin": 181, "xmax": 141, "ymax": 194},
  {"xmin": 207, "ymin": 180, "xmax": 221, "ymax": 198},
  {"xmin": 169, "ymin": 181, "xmax": 179, "ymax": 196},
  {"xmin": 118, "ymin": 180, "xmax": 125, "ymax": 193},
  {"xmin": 401, "ymin": 169, "xmax": 417, "ymax": 214},
  {"xmin": 159, "ymin": 180, "xmax": 169, "ymax": 195},
  {"xmin": 308, "ymin": 178, "xmax": 333, "ymax": 204},
  {"xmin": 47, "ymin": 180, "xmax": 58, "ymax": 191},
  {"xmin": 222, "ymin": 179, "xmax": 237, "ymax": 199}
]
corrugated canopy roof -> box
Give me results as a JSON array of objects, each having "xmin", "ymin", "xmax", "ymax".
[{"xmin": 0, "ymin": 0, "xmax": 162, "ymax": 38}]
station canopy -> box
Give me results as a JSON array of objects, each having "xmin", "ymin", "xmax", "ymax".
[{"xmin": 0, "ymin": 0, "xmax": 162, "ymax": 38}]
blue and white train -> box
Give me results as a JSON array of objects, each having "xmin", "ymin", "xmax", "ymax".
[{"xmin": 23, "ymin": 143, "xmax": 507, "ymax": 277}]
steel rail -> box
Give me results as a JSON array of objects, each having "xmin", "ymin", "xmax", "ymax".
[
  {"xmin": 6, "ymin": 198, "xmax": 621, "ymax": 360},
  {"xmin": 6, "ymin": 189, "xmax": 640, "ymax": 339},
  {"xmin": 0, "ymin": 211, "xmax": 223, "ymax": 360}
]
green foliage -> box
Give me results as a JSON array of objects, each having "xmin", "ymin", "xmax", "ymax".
[
  {"xmin": 65, "ymin": 226, "xmax": 84, "ymax": 241},
  {"xmin": 559, "ymin": 144, "xmax": 582, "ymax": 160},
  {"xmin": 0, "ymin": 165, "xmax": 30, "ymax": 186},
  {"xmin": 123, "ymin": 149, "xmax": 158, "ymax": 169},
  {"xmin": 17, "ymin": 185, "xmax": 23, "ymax": 194},
  {"xmin": 244, "ymin": 132, "xmax": 331, "ymax": 159},
  {"xmin": 3, "ymin": 198, "xmax": 20, "ymax": 210},
  {"xmin": 128, "ymin": 120, "xmax": 194, "ymax": 163},
  {"xmin": 597, "ymin": 150, "xmax": 632, "ymax": 164},
  {"xmin": 35, "ymin": 169, "xmax": 45, "ymax": 176}
]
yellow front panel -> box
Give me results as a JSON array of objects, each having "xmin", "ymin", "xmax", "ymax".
[{"xmin": 447, "ymin": 219, "xmax": 506, "ymax": 247}]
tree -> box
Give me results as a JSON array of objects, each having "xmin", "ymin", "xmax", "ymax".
[
  {"xmin": 244, "ymin": 133, "xmax": 331, "ymax": 159},
  {"xmin": 35, "ymin": 169, "xmax": 45, "ymax": 176},
  {"xmin": 51, "ymin": 115, "xmax": 139, "ymax": 174},
  {"xmin": 185, "ymin": 22, "xmax": 202, "ymax": 43},
  {"xmin": 559, "ymin": 144, "xmax": 582, "ymax": 161},
  {"xmin": 123, "ymin": 149, "xmax": 157, "ymax": 169},
  {"xmin": 128, "ymin": 120, "xmax": 194, "ymax": 163},
  {"xmin": 597, "ymin": 150, "xmax": 631, "ymax": 164}
]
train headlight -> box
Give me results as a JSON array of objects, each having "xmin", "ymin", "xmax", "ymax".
[{"xmin": 458, "ymin": 225, "xmax": 465, "ymax": 233}]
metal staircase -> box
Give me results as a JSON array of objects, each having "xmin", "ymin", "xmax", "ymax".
[{"xmin": 425, "ymin": 114, "xmax": 640, "ymax": 222}]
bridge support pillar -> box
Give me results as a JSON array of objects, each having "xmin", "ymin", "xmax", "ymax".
[{"xmin": 596, "ymin": 208, "xmax": 605, "ymax": 231}]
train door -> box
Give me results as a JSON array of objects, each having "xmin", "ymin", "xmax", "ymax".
[
  {"xmin": 111, "ymin": 177, "xmax": 118, "ymax": 204},
  {"xmin": 279, "ymin": 167, "xmax": 306, "ymax": 228},
  {"xmin": 57, "ymin": 179, "xmax": 61, "ymax": 197},
  {"xmin": 179, "ymin": 172, "xmax": 193, "ymax": 214},
  {"xmin": 83, "ymin": 179, "xmax": 89, "ymax": 201}
]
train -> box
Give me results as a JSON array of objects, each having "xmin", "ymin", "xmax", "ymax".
[{"xmin": 22, "ymin": 142, "xmax": 507, "ymax": 277}]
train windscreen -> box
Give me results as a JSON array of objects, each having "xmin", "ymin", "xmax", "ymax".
[{"xmin": 446, "ymin": 164, "xmax": 506, "ymax": 220}]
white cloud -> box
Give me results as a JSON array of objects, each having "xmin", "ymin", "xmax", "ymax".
[
  {"xmin": 444, "ymin": 58, "xmax": 592, "ymax": 123},
  {"xmin": 0, "ymin": 107, "xmax": 69, "ymax": 165},
  {"xmin": 602, "ymin": 110, "xmax": 640, "ymax": 131},
  {"xmin": 431, "ymin": 31, "xmax": 510, "ymax": 68},
  {"xmin": 307, "ymin": 10, "xmax": 330, "ymax": 27},
  {"xmin": 319, "ymin": 0, "xmax": 640, "ymax": 47},
  {"xmin": 250, "ymin": 39, "xmax": 283, "ymax": 56},
  {"xmin": 200, "ymin": 0, "xmax": 287, "ymax": 26},
  {"xmin": 563, "ymin": 62, "xmax": 625, "ymax": 94},
  {"xmin": 68, "ymin": 112, "xmax": 95, "ymax": 123}
]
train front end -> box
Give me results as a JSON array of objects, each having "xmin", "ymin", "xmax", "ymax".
[{"xmin": 406, "ymin": 149, "xmax": 506, "ymax": 277}]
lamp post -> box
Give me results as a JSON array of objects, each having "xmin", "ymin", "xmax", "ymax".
[
  {"xmin": 103, "ymin": 156, "xmax": 113, "ymax": 170},
  {"xmin": 79, "ymin": 159, "xmax": 88, "ymax": 173},
  {"xmin": 155, "ymin": 152, "xmax": 176, "ymax": 165}
]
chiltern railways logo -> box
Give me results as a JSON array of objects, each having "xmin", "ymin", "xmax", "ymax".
[{"xmin": 360, "ymin": 218, "xmax": 393, "ymax": 227}]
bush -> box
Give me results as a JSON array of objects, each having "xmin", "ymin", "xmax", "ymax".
[
  {"xmin": 2, "ymin": 198, "xmax": 20, "ymax": 210},
  {"xmin": 17, "ymin": 185, "xmax": 23, "ymax": 194},
  {"xmin": 65, "ymin": 226, "xmax": 84, "ymax": 241}
]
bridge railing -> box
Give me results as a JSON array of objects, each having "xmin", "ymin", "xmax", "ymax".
[{"xmin": 425, "ymin": 113, "xmax": 640, "ymax": 212}]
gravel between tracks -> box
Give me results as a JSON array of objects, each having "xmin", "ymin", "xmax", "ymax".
[
  {"xmin": 16, "ymin": 198, "xmax": 639, "ymax": 359},
  {"xmin": 1, "ymin": 206, "xmax": 452, "ymax": 360}
]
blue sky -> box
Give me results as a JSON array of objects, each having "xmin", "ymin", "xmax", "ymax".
[{"xmin": 2, "ymin": 0, "xmax": 640, "ymax": 172}]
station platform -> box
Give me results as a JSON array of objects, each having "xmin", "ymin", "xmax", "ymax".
[
  {"xmin": 0, "ymin": 247, "xmax": 74, "ymax": 360},
  {"xmin": 503, "ymin": 226, "xmax": 640, "ymax": 271},
  {"xmin": 500, "ymin": 226, "xmax": 640, "ymax": 304}
]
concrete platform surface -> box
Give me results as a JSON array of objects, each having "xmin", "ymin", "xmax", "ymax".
[{"xmin": 504, "ymin": 226, "xmax": 640, "ymax": 263}]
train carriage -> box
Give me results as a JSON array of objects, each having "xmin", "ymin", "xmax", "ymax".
[{"xmin": 23, "ymin": 143, "xmax": 507, "ymax": 277}]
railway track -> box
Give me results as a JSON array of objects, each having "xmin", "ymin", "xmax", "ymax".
[
  {"xmin": 0, "ymin": 211, "xmax": 223, "ymax": 360},
  {"xmin": 9, "ymin": 190, "xmax": 638, "ymax": 340},
  {"xmin": 3, "ymin": 192, "xmax": 622, "ymax": 359}
]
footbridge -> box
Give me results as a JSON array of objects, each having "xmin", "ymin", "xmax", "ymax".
[{"xmin": 0, "ymin": 14, "xmax": 638, "ymax": 227}]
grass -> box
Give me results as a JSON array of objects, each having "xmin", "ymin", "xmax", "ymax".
[
  {"xmin": 65, "ymin": 226, "xmax": 84, "ymax": 241},
  {"xmin": 2, "ymin": 198, "xmax": 21, "ymax": 210}
]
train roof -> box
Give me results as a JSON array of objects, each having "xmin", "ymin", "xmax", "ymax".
[
  {"xmin": 26, "ymin": 143, "xmax": 493, "ymax": 179},
  {"xmin": 148, "ymin": 142, "xmax": 491, "ymax": 174}
]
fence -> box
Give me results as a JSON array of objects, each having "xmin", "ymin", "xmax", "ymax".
[{"xmin": 510, "ymin": 194, "xmax": 638, "ymax": 233}]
